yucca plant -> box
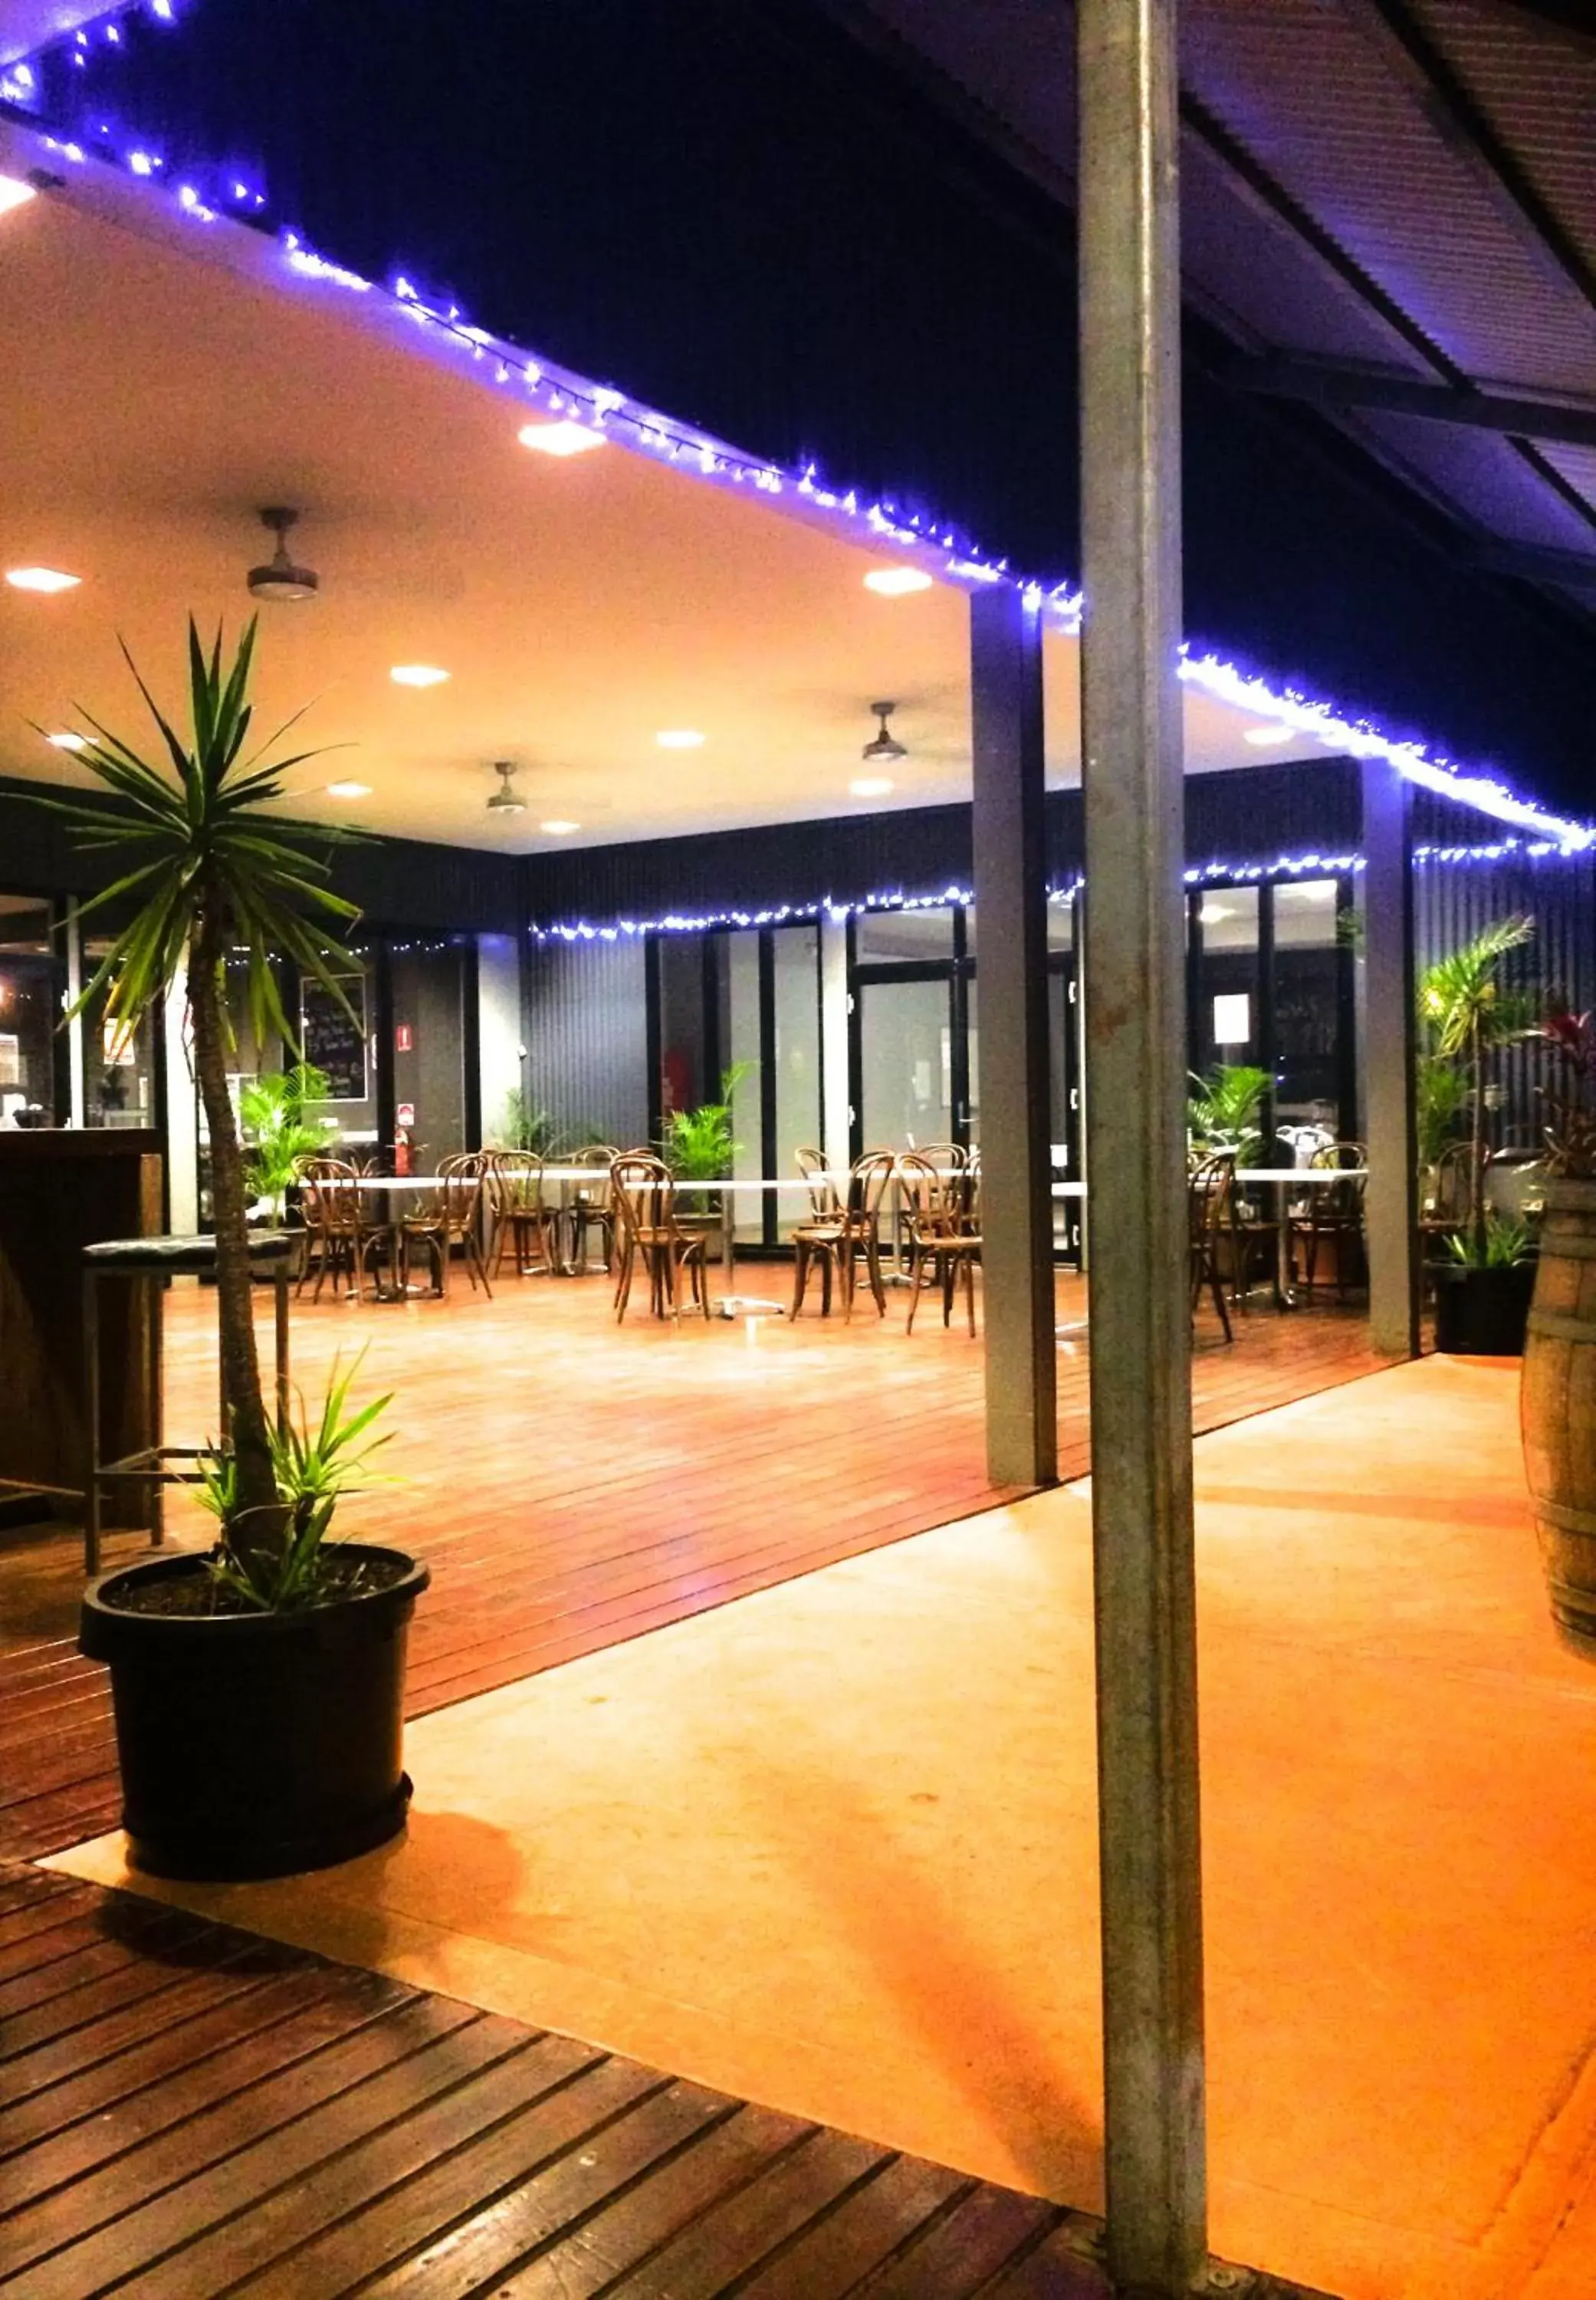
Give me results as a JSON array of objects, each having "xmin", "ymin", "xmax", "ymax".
[
  {"xmin": 35, "ymin": 618, "xmax": 363, "ymax": 1583},
  {"xmin": 1417, "ymin": 915, "xmax": 1536, "ymax": 1254}
]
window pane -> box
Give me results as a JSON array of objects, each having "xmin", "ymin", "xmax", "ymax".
[
  {"xmin": 854, "ymin": 906, "xmax": 955, "ymax": 964},
  {"xmin": 858, "ymin": 975, "xmax": 953, "ymax": 1148},
  {"xmin": 772, "ymin": 924, "xmax": 821, "ymax": 1233},
  {"xmin": 83, "ymin": 925, "xmax": 155, "ymax": 1129},
  {"xmin": 0, "ymin": 896, "xmax": 58, "ymax": 1124},
  {"xmin": 1272, "ymin": 879, "xmax": 1344, "ymax": 1136},
  {"xmin": 1194, "ymin": 886, "xmax": 1259, "ymax": 1073}
]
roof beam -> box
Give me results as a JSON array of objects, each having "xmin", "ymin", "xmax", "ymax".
[
  {"xmin": 1462, "ymin": 538, "xmax": 1596, "ymax": 589},
  {"xmin": 1337, "ymin": 0, "xmax": 1596, "ymax": 324},
  {"xmin": 1228, "ymin": 357, "xmax": 1596, "ymax": 450}
]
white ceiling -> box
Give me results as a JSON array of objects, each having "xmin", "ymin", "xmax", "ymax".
[{"xmin": 0, "ymin": 146, "xmax": 1330, "ymax": 856}]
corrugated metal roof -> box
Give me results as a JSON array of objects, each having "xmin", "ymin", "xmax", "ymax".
[{"xmin": 834, "ymin": 0, "xmax": 1596, "ymax": 623}]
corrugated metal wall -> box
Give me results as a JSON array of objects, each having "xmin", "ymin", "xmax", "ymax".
[
  {"xmin": 524, "ymin": 938, "xmax": 650, "ymax": 1150},
  {"xmin": 1414, "ymin": 846, "xmax": 1596, "ymax": 1150}
]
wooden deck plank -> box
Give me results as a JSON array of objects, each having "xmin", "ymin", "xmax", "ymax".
[
  {"xmin": 0, "ymin": 1277, "xmax": 1389, "ymax": 1863},
  {"xmin": 215, "ymin": 2053, "xmax": 675, "ymax": 2300},
  {"xmin": 0, "ymin": 1874, "xmax": 1328, "ymax": 2300}
]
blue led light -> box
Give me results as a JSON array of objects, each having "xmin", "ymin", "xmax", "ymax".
[{"xmin": 16, "ymin": 0, "xmax": 1596, "ymax": 856}]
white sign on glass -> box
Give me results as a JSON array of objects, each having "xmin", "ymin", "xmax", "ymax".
[{"xmin": 1213, "ymin": 992, "xmax": 1252, "ymax": 1047}]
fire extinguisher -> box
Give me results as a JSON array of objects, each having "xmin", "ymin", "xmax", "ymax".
[{"xmin": 394, "ymin": 1122, "xmax": 412, "ymax": 1176}]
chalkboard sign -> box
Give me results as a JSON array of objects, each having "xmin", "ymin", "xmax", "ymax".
[{"xmin": 300, "ymin": 977, "xmax": 369, "ymax": 1102}]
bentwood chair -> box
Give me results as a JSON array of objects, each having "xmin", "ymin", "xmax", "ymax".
[
  {"xmin": 1420, "ymin": 1138, "xmax": 1488, "ymax": 1252},
  {"xmin": 898, "ymin": 1150, "xmax": 983, "ymax": 1336},
  {"xmin": 565, "ymin": 1144, "xmax": 621, "ymax": 1274},
  {"xmin": 610, "ymin": 1151, "xmax": 712, "ymax": 1322},
  {"xmin": 401, "ymin": 1158, "xmax": 494, "ymax": 1299},
  {"xmin": 297, "ymin": 1156, "xmax": 396, "ymax": 1303},
  {"xmin": 1289, "ymin": 1139, "xmax": 1368, "ymax": 1303},
  {"xmin": 487, "ymin": 1151, "xmax": 557, "ymax": 1279},
  {"xmin": 1189, "ymin": 1150, "xmax": 1236, "ymax": 1342},
  {"xmin": 790, "ymin": 1148, "xmax": 897, "ymax": 1321}
]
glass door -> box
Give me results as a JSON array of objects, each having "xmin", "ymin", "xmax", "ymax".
[{"xmin": 855, "ymin": 974, "xmax": 957, "ymax": 1151}]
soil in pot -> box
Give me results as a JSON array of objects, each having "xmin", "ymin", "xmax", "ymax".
[
  {"xmin": 1432, "ymin": 1261, "xmax": 1535, "ymax": 1355},
  {"xmin": 80, "ymin": 1543, "xmax": 428, "ymax": 1882}
]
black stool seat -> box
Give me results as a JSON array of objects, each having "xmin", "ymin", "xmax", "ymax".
[{"xmin": 84, "ymin": 1230, "xmax": 295, "ymax": 1276}]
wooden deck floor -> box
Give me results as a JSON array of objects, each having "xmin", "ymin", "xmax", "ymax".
[
  {"xmin": 0, "ymin": 1270, "xmax": 1391, "ymax": 1865},
  {"xmin": 0, "ymin": 1858, "xmax": 1332, "ymax": 2299}
]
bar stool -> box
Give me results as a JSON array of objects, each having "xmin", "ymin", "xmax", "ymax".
[{"xmin": 82, "ymin": 1231, "xmax": 294, "ymax": 1576}]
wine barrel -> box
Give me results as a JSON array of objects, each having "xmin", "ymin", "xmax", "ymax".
[{"xmin": 1522, "ymin": 1179, "xmax": 1596, "ymax": 1654}]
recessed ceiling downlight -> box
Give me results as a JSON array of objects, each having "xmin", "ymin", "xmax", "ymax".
[
  {"xmin": 1242, "ymin": 723, "xmax": 1292, "ymax": 749},
  {"xmin": 863, "ymin": 565, "xmax": 933, "ymax": 596},
  {"xmin": 0, "ymin": 175, "xmax": 38, "ymax": 219},
  {"xmin": 46, "ymin": 731, "xmax": 87, "ymax": 751},
  {"xmin": 326, "ymin": 780, "xmax": 371, "ymax": 799},
  {"xmin": 6, "ymin": 566, "xmax": 80, "ymax": 593},
  {"xmin": 518, "ymin": 420, "xmax": 606, "ymax": 458},
  {"xmin": 540, "ymin": 819, "xmax": 581, "ymax": 836},
  {"xmin": 391, "ymin": 663, "xmax": 450, "ymax": 688},
  {"xmin": 655, "ymin": 730, "xmax": 705, "ymax": 750},
  {"xmin": 851, "ymin": 776, "xmax": 895, "ymax": 799}
]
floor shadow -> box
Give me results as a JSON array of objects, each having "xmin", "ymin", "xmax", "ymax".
[{"xmin": 734, "ymin": 1748, "xmax": 1103, "ymax": 2206}]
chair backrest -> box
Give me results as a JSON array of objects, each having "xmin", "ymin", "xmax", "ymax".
[
  {"xmin": 611, "ymin": 1149, "xmax": 676, "ymax": 1240},
  {"xmin": 440, "ymin": 1162, "xmax": 484, "ymax": 1230},
  {"xmin": 569, "ymin": 1142, "xmax": 619, "ymax": 1210},
  {"xmin": 488, "ymin": 1148, "xmax": 543, "ymax": 1214},
  {"xmin": 846, "ymin": 1148, "xmax": 897, "ymax": 1227},
  {"xmin": 300, "ymin": 1155, "xmax": 360, "ymax": 1233},
  {"xmin": 916, "ymin": 1141, "xmax": 967, "ymax": 1178},
  {"xmin": 1188, "ymin": 1151, "xmax": 1235, "ymax": 1250},
  {"xmin": 795, "ymin": 1145, "xmax": 839, "ymax": 1221},
  {"xmin": 1310, "ymin": 1138, "xmax": 1368, "ymax": 1218},
  {"xmin": 898, "ymin": 1150, "xmax": 960, "ymax": 1240}
]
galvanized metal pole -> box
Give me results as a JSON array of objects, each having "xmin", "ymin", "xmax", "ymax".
[
  {"xmin": 1360, "ymin": 761, "xmax": 1420, "ymax": 1358},
  {"xmin": 1078, "ymin": 1, "xmax": 1207, "ymax": 2293},
  {"xmin": 971, "ymin": 583, "xmax": 1059, "ymax": 1487}
]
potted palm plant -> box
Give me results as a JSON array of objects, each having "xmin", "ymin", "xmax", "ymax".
[
  {"xmin": 1522, "ymin": 1010, "xmax": 1596, "ymax": 1652},
  {"xmin": 662, "ymin": 1061, "xmax": 755, "ymax": 1236},
  {"xmin": 41, "ymin": 619, "xmax": 428, "ymax": 1881},
  {"xmin": 241, "ymin": 1061, "xmax": 337, "ymax": 1221},
  {"xmin": 1419, "ymin": 916, "xmax": 1538, "ymax": 1353}
]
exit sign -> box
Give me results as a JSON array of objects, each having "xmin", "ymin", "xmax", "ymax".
[{"xmin": 395, "ymin": 1023, "xmax": 414, "ymax": 1053}]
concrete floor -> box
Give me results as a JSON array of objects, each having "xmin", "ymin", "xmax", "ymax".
[{"xmin": 55, "ymin": 1355, "xmax": 1596, "ymax": 2300}]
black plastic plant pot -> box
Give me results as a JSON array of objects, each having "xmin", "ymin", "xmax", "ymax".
[
  {"xmin": 80, "ymin": 1545, "xmax": 429, "ymax": 1882},
  {"xmin": 1432, "ymin": 1260, "xmax": 1536, "ymax": 1356}
]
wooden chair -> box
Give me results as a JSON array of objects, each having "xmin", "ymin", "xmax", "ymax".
[
  {"xmin": 1189, "ymin": 1151, "xmax": 1235, "ymax": 1342},
  {"xmin": 401, "ymin": 1158, "xmax": 494, "ymax": 1299},
  {"xmin": 1289, "ymin": 1139, "xmax": 1367, "ymax": 1303},
  {"xmin": 898, "ymin": 1150, "xmax": 983, "ymax": 1336},
  {"xmin": 1420, "ymin": 1138, "xmax": 1486, "ymax": 1250},
  {"xmin": 565, "ymin": 1144, "xmax": 620, "ymax": 1274},
  {"xmin": 789, "ymin": 1147, "xmax": 846, "ymax": 1317},
  {"xmin": 487, "ymin": 1151, "xmax": 557, "ymax": 1279},
  {"xmin": 610, "ymin": 1151, "xmax": 712, "ymax": 1322},
  {"xmin": 297, "ymin": 1156, "xmax": 395, "ymax": 1303}
]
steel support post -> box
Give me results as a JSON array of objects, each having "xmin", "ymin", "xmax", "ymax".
[
  {"xmin": 1360, "ymin": 761, "xmax": 1420, "ymax": 1358},
  {"xmin": 1079, "ymin": 1, "xmax": 1207, "ymax": 2292},
  {"xmin": 970, "ymin": 584, "xmax": 1059, "ymax": 1487}
]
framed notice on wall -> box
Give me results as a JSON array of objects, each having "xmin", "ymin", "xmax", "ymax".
[{"xmin": 300, "ymin": 976, "xmax": 369, "ymax": 1102}]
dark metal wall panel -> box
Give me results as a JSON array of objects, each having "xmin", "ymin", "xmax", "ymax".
[
  {"xmin": 0, "ymin": 778, "xmax": 521, "ymax": 932},
  {"xmin": 1414, "ymin": 846, "xmax": 1595, "ymax": 1148},
  {"xmin": 524, "ymin": 938, "xmax": 650, "ymax": 1149},
  {"xmin": 521, "ymin": 761, "xmax": 1363, "ymax": 926}
]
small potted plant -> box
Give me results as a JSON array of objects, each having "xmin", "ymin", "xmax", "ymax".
[
  {"xmin": 662, "ymin": 1061, "xmax": 755, "ymax": 1240},
  {"xmin": 1419, "ymin": 916, "xmax": 1538, "ymax": 1353},
  {"xmin": 241, "ymin": 1061, "xmax": 338, "ymax": 1223},
  {"xmin": 41, "ymin": 619, "xmax": 428, "ymax": 1880},
  {"xmin": 1522, "ymin": 1010, "xmax": 1596, "ymax": 1651}
]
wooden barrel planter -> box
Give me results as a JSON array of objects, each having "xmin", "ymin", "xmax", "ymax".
[{"xmin": 1522, "ymin": 1179, "xmax": 1596, "ymax": 1654}]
